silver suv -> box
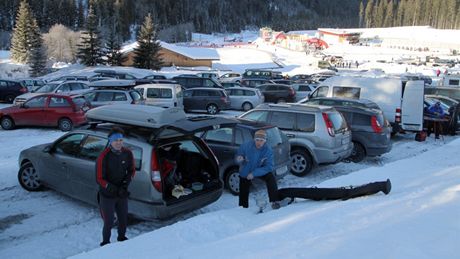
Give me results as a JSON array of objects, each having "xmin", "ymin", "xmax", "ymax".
[
  {"xmin": 17, "ymin": 104, "xmax": 237, "ymax": 220},
  {"xmin": 239, "ymin": 103, "xmax": 353, "ymax": 176}
]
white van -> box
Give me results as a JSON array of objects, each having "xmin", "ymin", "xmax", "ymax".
[
  {"xmin": 135, "ymin": 83, "xmax": 183, "ymax": 108},
  {"xmin": 440, "ymin": 74, "xmax": 460, "ymax": 87},
  {"xmin": 308, "ymin": 76, "xmax": 425, "ymax": 133}
]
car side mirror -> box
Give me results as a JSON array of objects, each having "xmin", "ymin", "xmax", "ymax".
[{"xmin": 43, "ymin": 145, "xmax": 52, "ymax": 153}]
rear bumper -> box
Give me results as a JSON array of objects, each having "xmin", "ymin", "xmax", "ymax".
[
  {"xmin": 314, "ymin": 142, "xmax": 353, "ymax": 165},
  {"xmin": 128, "ymin": 188, "xmax": 223, "ymax": 220}
]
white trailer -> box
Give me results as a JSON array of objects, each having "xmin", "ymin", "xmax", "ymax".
[{"xmin": 308, "ymin": 76, "xmax": 425, "ymax": 133}]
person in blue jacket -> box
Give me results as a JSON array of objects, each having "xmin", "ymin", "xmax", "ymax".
[
  {"xmin": 236, "ymin": 129, "xmax": 280, "ymax": 209},
  {"xmin": 427, "ymin": 101, "xmax": 446, "ymax": 139}
]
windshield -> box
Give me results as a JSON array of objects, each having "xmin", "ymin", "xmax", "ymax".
[{"xmin": 35, "ymin": 83, "xmax": 59, "ymax": 93}]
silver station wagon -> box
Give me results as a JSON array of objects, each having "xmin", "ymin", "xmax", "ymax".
[{"xmin": 17, "ymin": 104, "xmax": 237, "ymax": 220}]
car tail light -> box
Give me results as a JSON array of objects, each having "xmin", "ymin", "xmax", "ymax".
[
  {"xmin": 19, "ymin": 87, "xmax": 28, "ymax": 93},
  {"xmin": 371, "ymin": 115, "xmax": 383, "ymax": 133},
  {"xmin": 395, "ymin": 108, "xmax": 401, "ymax": 123},
  {"xmin": 289, "ymin": 87, "xmax": 296, "ymax": 96},
  {"xmin": 322, "ymin": 113, "xmax": 335, "ymax": 137},
  {"xmin": 221, "ymin": 96, "xmax": 230, "ymax": 103},
  {"xmin": 150, "ymin": 149, "xmax": 162, "ymax": 192}
]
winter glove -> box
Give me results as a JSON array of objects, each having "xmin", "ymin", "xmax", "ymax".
[{"xmin": 106, "ymin": 184, "xmax": 119, "ymax": 196}]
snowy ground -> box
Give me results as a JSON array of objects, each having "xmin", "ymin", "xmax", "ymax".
[{"xmin": 1, "ymin": 29, "xmax": 460, "ymax": 258}]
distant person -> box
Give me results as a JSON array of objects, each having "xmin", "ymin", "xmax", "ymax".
[
  {"xmin": 96, "ymin": 127, "xmax": 136, "ymax": 246},
  {"xmin": 427, "ymin": 101, "xmax": 446, "ymax": 139},
  {"xmin": 355, "ymin": 61, "xmax": 359, "ymax": 68},
  {"xmin": 436, "ymin": 69, "xmax": 441, "ymax": 77},
  {"xmin": 236, "ymin": 130, "xmax": 280, "ymax": 209}
]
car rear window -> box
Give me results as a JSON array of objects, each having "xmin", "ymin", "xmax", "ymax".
[
  {"xmin": 327, "ymin": 111, "xmax": 348, "ymax": 132},
  {"xmin": 73, "ymin": 96, "xmax": 88, "ymax": 108},
  {"xmin": 263, "ymin": 127, "xmax": 283, "ymax": 146},
  {"xmin": 332, "ymin": 87, "xmax": 360, "ymax": 99}
]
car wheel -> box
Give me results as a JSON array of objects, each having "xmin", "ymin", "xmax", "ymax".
[
  {"xmin": 1, "ymin": 116, "xmax": 15, "ymax": 130},
  {"xmin": 349, "ymin": 142, "xmax": 366, "ymax": 163},
  {"xmin": 242, "ymin": 102, "xmax": 253, "ymax": 111},
  {"xmin": 225, "ymin": 168, "xmax": 240, "ymax": 195},
  {"xmin": 18, "ymin": 162, "xmax": 43, "ymax": 191},
  {"xmin": 5, "ymin": 95, "xmax": 15, "ymax": 103},
  {"xmin": 277, "ymin": 98, "xmax": 286, "ymax": 103},
  {"xmin": 290, "ymin": 149, "xmax": 313, "ymax": 177},
  {"xmin": 58, "ymin": 118, "xmax": 73, "ymax": 131},
  {"xmin": 206, "ymin": 104, "xmax": 218, "ymax": 115}
]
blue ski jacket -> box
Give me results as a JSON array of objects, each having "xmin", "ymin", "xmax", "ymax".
[{"xmin": 236, "ymin": 140, "xmax": 274, "ymax": 177}]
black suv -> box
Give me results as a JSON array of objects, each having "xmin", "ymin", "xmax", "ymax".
[
  {"xmin": 303, "ymin": 97, "xmax": 392, "ymax": 162},
  {"xmin": 183, "ymin": 87, "xmax": 231, "ymax": 114},
  {"xmin": 172, "ymin": 76, "xmax": 223, "ymax": 89},
  {"xmin": 197, "ymin": 118, "xmax": 291, "ymax": 195},
  {"xmin": 0, "ymin": 79, "xmax": 28, "ymax": 103},
  {"xmin": 256, "ymin": 84, "xmax": 296, "ymax": 103}
]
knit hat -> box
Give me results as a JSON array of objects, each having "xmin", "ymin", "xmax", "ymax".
[{"xmin": 254, "ymin": 130, "xmax": 267, "ymax": 140}]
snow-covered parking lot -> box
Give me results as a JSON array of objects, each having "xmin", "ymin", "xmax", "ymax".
[{"xmin": 1, "ymin": 102, "xmax": 458, "ymax": 258}]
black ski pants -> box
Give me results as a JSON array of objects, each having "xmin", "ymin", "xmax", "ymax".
[
  {"xmin": 99, "ymin": 194, "xmax": 128, "ymax": 243},
  {"xmin": 239, "ymin": 173, "xmax": 279, "ymax": 208}
]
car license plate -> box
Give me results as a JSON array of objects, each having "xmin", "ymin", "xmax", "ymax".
[{"xmin": 276, "ymin": 165, "xmax": 287, "ymax": 175}]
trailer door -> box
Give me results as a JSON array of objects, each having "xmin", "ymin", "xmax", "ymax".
[{"xmin": 401, "ymin": 80, "xmax": 424, "ymax": 131}]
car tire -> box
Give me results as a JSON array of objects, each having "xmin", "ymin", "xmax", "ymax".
[
  {"xmin": 349, "ymin": 142, "xmax": 366, "ymax": 163},
  {"xmin": 58, "ymin": 118, "xmax": 73, "ymax": 131},
  {"xmin": 1, "ymin": 116, "xmax": 15, "ymax": 130},
  {"xmin": 5, "ymin": 95, "xmax": 15, "ymax": 103},
  {"xmin": 290, "ymin": 149, "xmax": 313, "ymax": 177},
  {"xmin": 225, "ymin": 168, "xmax": 240, "ymax": 195},
  {"xmin": 277, "ymin": 98, "xmax": 286, "ymax": 103},
  {"xmin": 206, "ymin": 104, "xmax": 218, "ymax": 115},
  {"xmin": 18, "ymin": 162, "xmax": 43, "ymax": 191},
  {"xmin": 242, "ymin": 102, "xmax": 253, "ymax": 111}
]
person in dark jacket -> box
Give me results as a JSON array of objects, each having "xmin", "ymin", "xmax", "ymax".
[
  {"xmin": 96, "ymin": 127, "xmax": 135, "ymax": 247},
  {"xmin": 236, "ymin": 129, "xmax": 280, "ymax": 209}
]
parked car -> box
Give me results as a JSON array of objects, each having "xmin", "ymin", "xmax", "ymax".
[
  {"xmin": 197, "ymin": 118, "xmax": 291, "ymax": 195},
  {"xmin": 14, "ymin": 81, "xmax": 90, "ymax": 105},
  {"xmin": 226, "ymin": 87, "xmax": 264, "ymax": 111},
  {"xmin": 183, "ymin": 87, "xmax": 231, "ymax": 114},
  {"xmin": 242, "ymin": 69, "xmax": 283, "ymax": 80},
  {"xmin": 84, "ymin": 80, "xmax": 144, "ymax": 107},
  {"xmin": 0, "ymin": 79, "xmax": 28, "ymax": 103},
  {"xmin": 171, "ymin": 76, "xmax": 223, "ymax": 89},
  {"xmin": 239, "ymin": 103, "xmax": 353, "ymax": 176},
  {"xmin": 221, "ymin": 82, "xmax": 243, "ymax": 88},
  {"xmin": 91, "ymin": 69, "xmax": 137, "ymax": 80},
  {"xmin": 290, "ymin": 74, "xmax": 312, "ymax": 82},
  {"xmin": 302, "ymin": 97, "xmax": 392, "ymax": 162},
  {"xmin": 17, "ymin": 78, "xmax": 45, "ymax": 92},
  {"xmin": 218, "ymin": 72, "xmax": 242, "ymax": 83},
  {"xmin": 291, "ymin": 83, "xmax": 316, "ymax": 102},
  {"xmin": 17, "ymin": 104, "xmax": 239, "ymax": 220},
  {"xmin": 255, "ymin": 84, "xmax": 296, "ymax": 103},
  {"xmin": 49, "ymin": 75, "xmax": 89, "ymax": 82},
  {"xmin": 143, "ymin": 74, "xmax": 167, "ymax": 80},
  {"xmin": 423, "ymin": 95, "xmax": 460, "ymax": 135},
  {"xmin": 196, "ymin": 72, "xmax": 219, "ymax": 80},
  {"xmin": 0, "ymin": 93, "xmax": 90, "ymax": 131},
  {"xmin": 271, "ymin": 79, "xmax": 293, "ymax": 85},
  {"xmin": 425, "ymin": 87, "xmax": 460, "ymax": 102},
  {"xmin": 135, "ymin": 83, "xmax": 183, "ymax": 108},
  {"xmin": 240, "ymin": 78, "xmax": 274, "ymax": 88}
]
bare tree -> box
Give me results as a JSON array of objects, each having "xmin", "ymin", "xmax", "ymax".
[{"xmin": 43, "ymin": 24, "xmax": 81, "ymax": 63}]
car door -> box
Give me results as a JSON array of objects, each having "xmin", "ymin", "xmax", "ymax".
[
  {"xmin": 201, "ymin": 127, "xmax": 236, "ymax": 171},
  {"xmin": 46, "ymin": 96, "xmax": 74, "ymax": 126},
  {"xmin": 193, "ymin": 90, "xmax": 208, "ymax": 110},
  {"xmin": 41, "ymin": 133, "xmax": 86, "ymax": 194},
  {"xmin": 69, "ymin": 134, "xmax": 108, "ymax": 204},
  {"xmin": 13, "ymin": 95, "xmax": 48, "ymax": 126}
]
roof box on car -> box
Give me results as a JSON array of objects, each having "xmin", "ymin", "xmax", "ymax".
[
  {"xmin": 89, "ymin": 79, "xmax": 136, "ymax": 88},
  {"xmin": 86, "ymin": 104, "xmax": 187, "ymax": 128}
]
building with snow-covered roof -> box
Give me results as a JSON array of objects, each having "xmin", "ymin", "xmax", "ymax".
[{"xmin": 121, "ymin": 41, "xmax": 220, "ymax": 68}]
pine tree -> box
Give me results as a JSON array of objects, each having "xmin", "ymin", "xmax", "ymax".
[
  {"xmin": 106, "ymin": 25, "xmax": 126, "ymax": 66},
  {"xmin": 133, "ymin": 13, "xmax": 163, "ymax": 70},
  {"xmin": 10, "ymin": 0, "xmax": 34, "ymax": 64},
  {"xmin": 364, "ymin": 0, "xmax": 374, "ymax": 28},
  {"xmin": 28, "ymin": 18, "xmax": 47, "ymax": 77},
  {"xmin": 359, "ymin": 1, "xmax": 365, "ymax": 28},
  {"xmin": 77, "ymin": 4, "xmax": 105, "ymax": 66}
]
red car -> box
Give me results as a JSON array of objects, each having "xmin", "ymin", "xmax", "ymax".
[{"xmin": 0, "ymin": 93, "xmax": 90, "ymax": 131}]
